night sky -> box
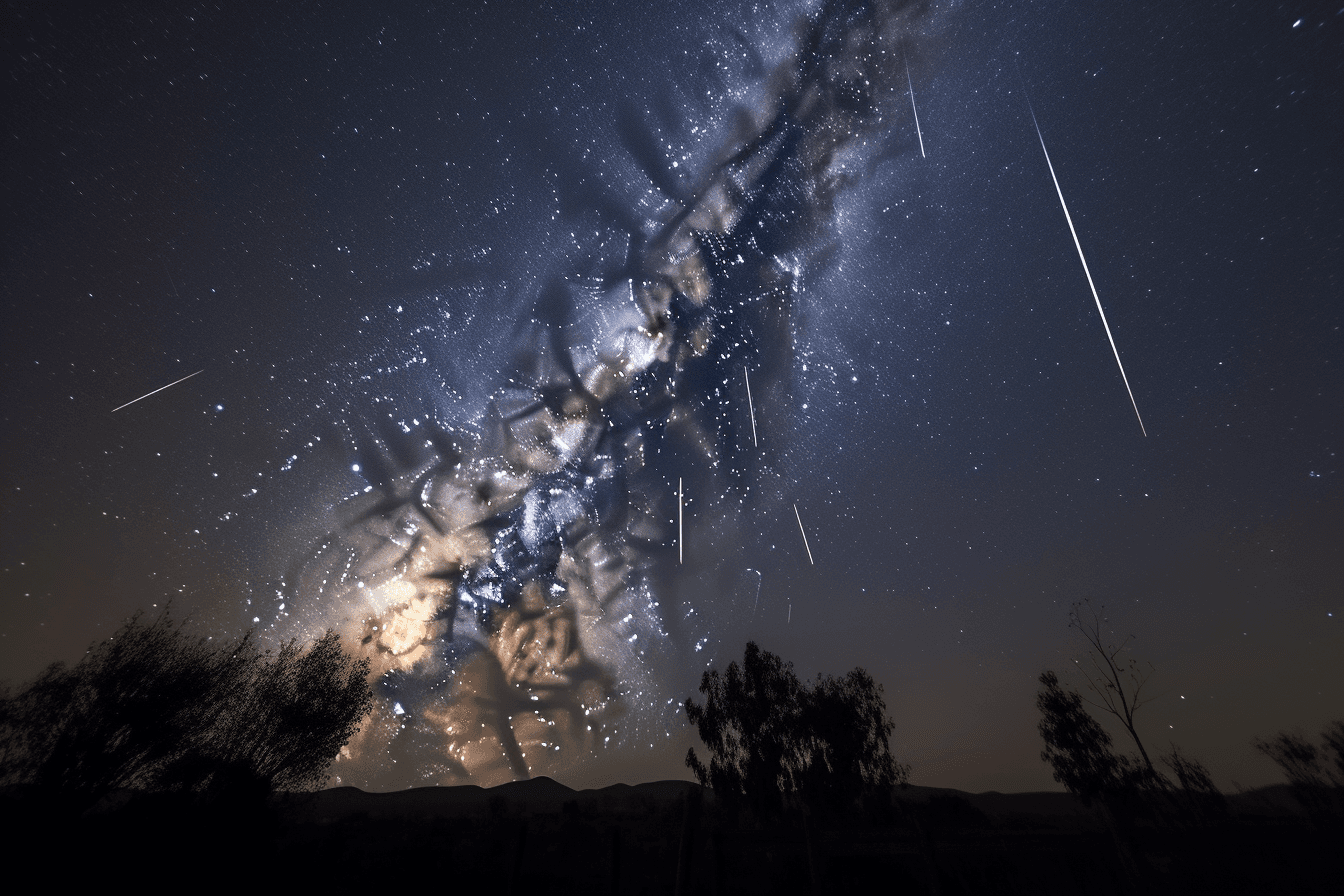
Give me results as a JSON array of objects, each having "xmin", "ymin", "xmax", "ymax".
[{"xmin": 4, "ymin": 0, "xmax": 1340, "ymax": 794}]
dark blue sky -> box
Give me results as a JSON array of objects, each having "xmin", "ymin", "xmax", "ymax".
[{"xmin": 4, "ymin": 0, "xmax": 1340, "ymax": 792}]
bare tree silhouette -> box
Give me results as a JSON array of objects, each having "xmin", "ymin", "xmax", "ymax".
[{"xmin": 1067, "ymin": 599, "xmax": 1161, "ymax": 775}]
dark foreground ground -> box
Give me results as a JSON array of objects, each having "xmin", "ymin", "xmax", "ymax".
[{"xmin": 2, "ymin": 779, "xmax": 1336, "ymax": 894}]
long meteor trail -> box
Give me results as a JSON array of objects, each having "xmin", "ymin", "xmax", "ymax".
[
  {"xmin": 905, "ymin": 57, "xmax": 925, "ymax": 158},
  {"xmin": 1027, "ymin": 102, "xmax": 1147, "ymax": 437},
  {"xmin": 111, "ymin": 370, "xmax": 203, "ymax": 413},
  {"xmin": 792, "ymin": 503, "xmax": 815, "ymax": 566}
]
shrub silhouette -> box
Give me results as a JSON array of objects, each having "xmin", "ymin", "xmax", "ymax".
[
  {"xmin": 1255, "ymin": 720, "xmax": 1344, "ymax": 826},
  {"xmin": 0, "ymin": 610, "xmax": 371, "ymax": 810},
  {"xmin": 684, "ymin": 641, "xmax": 908, "ymax": 817},
  {"xmin": 1160, "ymin": 743, "xmax": 1228, "ymax": 824}
]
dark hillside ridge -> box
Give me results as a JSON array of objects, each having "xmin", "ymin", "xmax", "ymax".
[
  {"xmin": 278, "ymin": 777, "xmax": 1303, "ymax": 824},
  {"xmin": 3, "ymin": 779, "xmax": 1331, "ymax": 894}
]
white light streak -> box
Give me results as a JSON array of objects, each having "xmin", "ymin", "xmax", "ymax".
[
  {"xmin": 1027, "ymin": 102, "xmax": 1147, "ymax": 436},
  {"xmin": 793, "ymin": 503, "xmax": 814, "ymax": 565},
  {"xmin": 111, "ymin": 370, "xmax": 204, "ymax": 413},
  {"xmin": 906, "ymin": 57, "xmax": 925, "ymax": 159},
  {"xmin": 678, "ymin": 477, "xmax": 684, "ymax": 564},
  {"xmin": 744, "ymin": 366, "xmax": 758, "ymax": 447}
]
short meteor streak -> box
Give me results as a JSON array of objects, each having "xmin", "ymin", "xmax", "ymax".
[
  {"xmin": 906, "ymin": 57, "xmax": 925, "ymax": 158},
  {"xmin": 111, "ymin": 369, "xmax": 203, "ymax": 413},
  {"xmin": 743, "ymin": 366, "xmax": 758, "ymax": 447},
  {"xmin": 792, "ymin": 503, "xmax": 815, "ymax": 566},
  {"xmin": 1027, "ymin": 101, "xmax": 1147, "ymax": 437}
]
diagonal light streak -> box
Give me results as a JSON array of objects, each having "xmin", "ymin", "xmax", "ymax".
[
  {"xmin": 744, "ymin": 366, "xmax": 758, "ymax": 447},
  {"xmin": 111, "ymin": 370, "xmax": 204, "ymax": 413},
  {"xmin": 1027, "ymin": 102, "xmax": 1147, "ymax": 437},
  {"xmin": 792, "ymin": 503, "xmax": 814, "ymax": 565},
  {"xmin": 906, "ymin": 57, "xmax": 925, "ymax": 158}
]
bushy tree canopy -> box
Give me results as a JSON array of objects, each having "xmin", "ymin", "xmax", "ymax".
[
  {"xmin": 684, "ymin": 642, "xmax": 908, "ymax": 816},
  {"xmin": 1036, "ymin": 670, "xmax": 1128, "ymax": 807},
  {"xmin": 0, "ymin": 611, "xmax": 371, "ymax": 810}
]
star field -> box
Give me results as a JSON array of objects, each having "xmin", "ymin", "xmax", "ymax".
[{"xmin": 3, "ymin": 0, "xmax": 1340, "ymax": 793}]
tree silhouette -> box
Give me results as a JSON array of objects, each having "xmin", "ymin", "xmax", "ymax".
[
  {"xmin": 1036, "ymin": 670, "xmax": 1128, "ymax": 807},
  {"xmin": 0, "ymin": 610, "xmax": 371, "ymax": 811},
  {"xmin": 684, "ymin": 642, "xmax": 907, "ymax": 817},
  {"xmin": 1067, "ymin": 600, "xmax": 1160, "ymax": 774},
  {"xmin": 1039, "ymin": 603, "xmax": 1226, "ymax": 827},
  {"xmin": 798, "ymin": 666, "xmax": 908, "ymax": 813}
]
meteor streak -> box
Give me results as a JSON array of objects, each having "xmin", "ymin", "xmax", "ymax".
[
  {"xmin": 1026, "ymin": 99, "xmax": 1147, "ymax": 437},
  {"xmin": 906, "ymin": 56, "xmax": 925, "ymax": 158},
  {"xmin": 678, "ymin": 477, "xmax": 684, "ymax": 564},
  {"xmin": 111, "ymin": 369, "xmax": 203, "ymax": 413},
  {"xmin": 793, "ymin": 503, "xmax": 815, "ymax": 565},
  {"xmin": 744, "ymin": 366, "xmax": 758, "ymax": 447}
]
